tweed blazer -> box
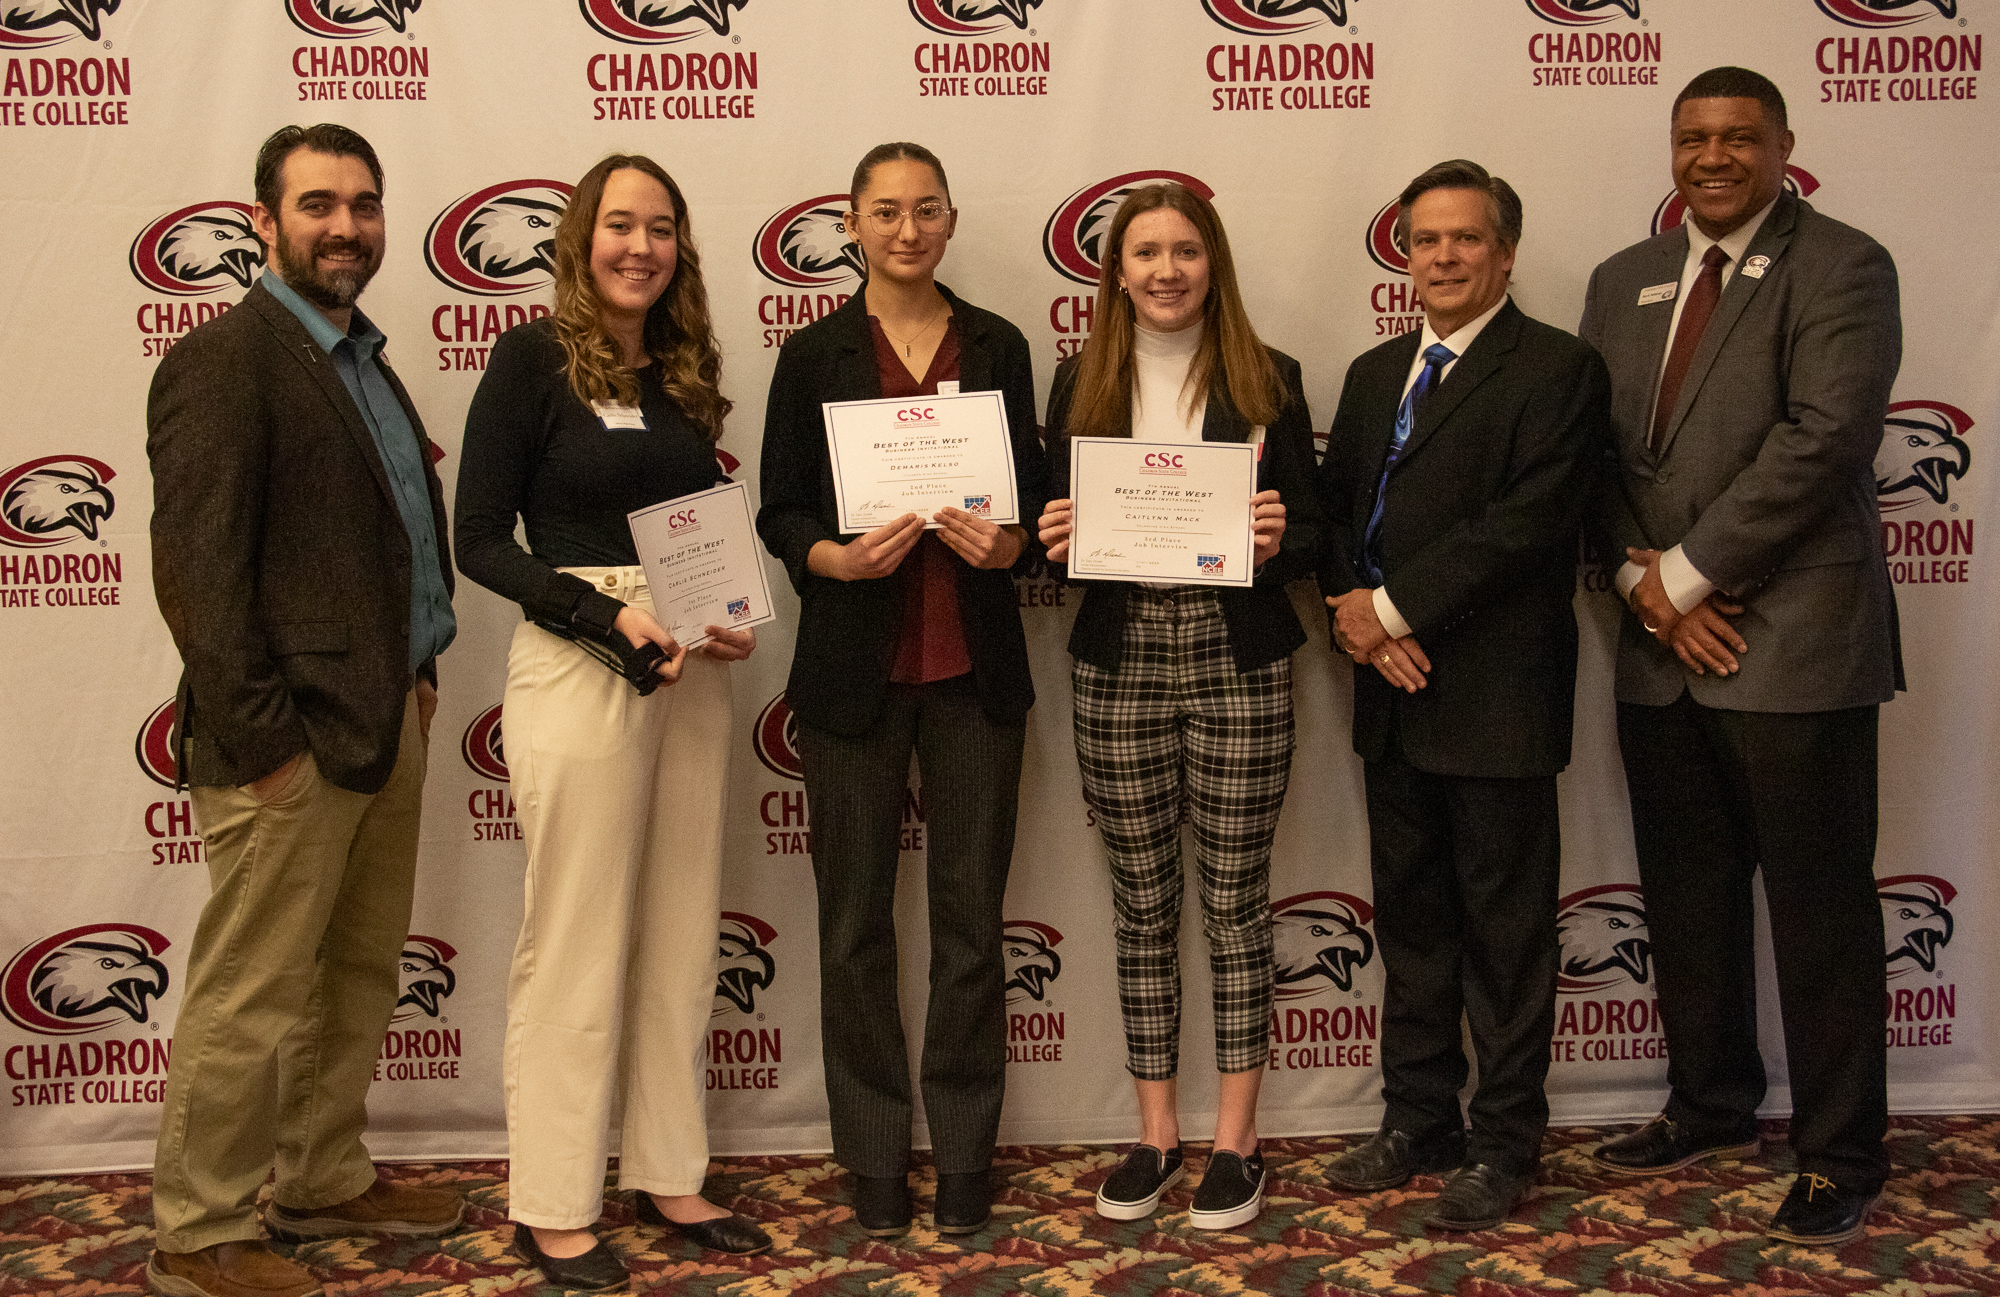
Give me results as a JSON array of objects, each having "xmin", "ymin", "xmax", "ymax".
[
  {"xmin": 756, "ymin": 285, "xmax": 1047, "ymax": 736},
  {"xmin": 1580, "ymin": 192, "xmax": 1903, "ymax": 712},
  {"xmin": 1317, "ymin": 298, "xmax": 1611, "ymax": 780},
  {"xmin": 148, "ymin": 281, "xmax": 453, "ymax": 793}
]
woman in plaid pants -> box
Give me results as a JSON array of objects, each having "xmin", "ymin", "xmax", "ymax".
[{"xmin": 1037, "ymin": 183, "xmax": 1321, "ymax": 1232}]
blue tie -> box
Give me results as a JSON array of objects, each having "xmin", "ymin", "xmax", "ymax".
[{"xmin": 1361, "ymin": 342, "xmax": 1455, "ymax": 586}]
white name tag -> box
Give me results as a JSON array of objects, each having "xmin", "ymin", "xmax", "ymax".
[
  {"xmin": 1740, "ymin": 255, "xmax": 1771, "ymax": 280},
  {"xmin": 591, "ymin": 400, "xmax": 648, "ymax": 430},
  {"xmin": 1637, "ymin": 282, "xmax": 1678, "ymax": 306},
  {"xmin": 936, "ymin": 380, "xmax": 960, "ymax": 395}
]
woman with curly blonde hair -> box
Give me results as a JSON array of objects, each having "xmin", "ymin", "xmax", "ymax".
[{"xmin": 456, "ymin": 154, "xmax": 767, "ymax": 1290}]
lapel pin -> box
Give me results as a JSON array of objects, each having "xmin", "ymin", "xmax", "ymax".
[{"xmin": 1740, "ymin": 255, "xmax": 1771, "ymax": 280}]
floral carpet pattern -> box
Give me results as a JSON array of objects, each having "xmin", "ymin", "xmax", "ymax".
[{"xmin": 4, "ymin": 1118, "xmax": 1998, "ymax": 1297}]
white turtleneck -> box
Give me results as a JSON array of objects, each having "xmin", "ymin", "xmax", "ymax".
[{"xmin": 1132, "ymin": 321, "xmax": 1207, "ymax": 442}]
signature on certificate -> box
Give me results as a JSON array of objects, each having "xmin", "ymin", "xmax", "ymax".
[{"xmin": 1087, "ymin": 546, "xmax": 1128, "ymax": 560}]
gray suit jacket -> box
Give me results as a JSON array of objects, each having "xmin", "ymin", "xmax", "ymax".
[
  {"xmin": 1580, "ymin": 192, "xmax": 1902, "ymax": 712},
  {"xmin": 147, "ymin": 281, "xmax": 453, "ymax": 793}
]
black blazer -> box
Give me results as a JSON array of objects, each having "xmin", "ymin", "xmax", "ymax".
[
  {"xmin": 147, "ymin": 281, "xmax": 454, "ymax": 793},
  {"xmin": 1316, "ymin": 298, "xmax": 1610, "ymax": 779},
  {"xmin": 1045, "ymin": 346, "xmax": 1321, "ymax": 672},
  {"xmin": 757, "ymin": 285, "xmax": 1047, "ymax": 736}
]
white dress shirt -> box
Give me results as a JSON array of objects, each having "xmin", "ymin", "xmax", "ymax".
[
  {"xmin": 1614, "ymin": 197, "xmax": 1779, "ymax": 614},
  {"xmin": 1374, "ymin": 294, "xmax": 1510, "ymax": 639}
]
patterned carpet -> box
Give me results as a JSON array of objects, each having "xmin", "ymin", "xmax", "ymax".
[{"xmin": 5, "ymin": 1118, "xmax": 1998, "ymax": 1297}]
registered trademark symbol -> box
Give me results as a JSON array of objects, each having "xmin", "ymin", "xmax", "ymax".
[
  {"xmin": 1029, "ymin": 28, "xmax": 1036, "ymax": 35},
  {"xmin": 733, "ymin": 34, "xmax": 741, "ymax": 43},
  {"xmin": 103, "ymin": 40, "xmax": 112, "ymax": 48},
  {"xmin": 1951, "ymin": 503, "xmax": 1959, "ymax": 512},
  {"xmin": 407, "ymin": 32, "xmax": 415, "ymax": 40},
  {"xmin": 151, "ymin": 1022, "xmax": 159, "ymax": 1031},
  {"xmin": 756, "ymin": 1012, "xmax": 765, "ymax": 1021},
  {"xmin": 1641, "ymin": 19, "xmax": 1648, "ymax": 26},
  {"xmin": 1350, "ymin": 26, "xmax": 1358, "ymax": 34}
]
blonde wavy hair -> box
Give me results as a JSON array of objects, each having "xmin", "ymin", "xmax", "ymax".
[{"xmin": 550, "ymin": 154, "xmax": 731, "ymax": 440}]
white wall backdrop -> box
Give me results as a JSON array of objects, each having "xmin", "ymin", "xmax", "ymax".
[{"xmin": 1, "ymin": 0, "xmax": 1993, "ymax": 1176}]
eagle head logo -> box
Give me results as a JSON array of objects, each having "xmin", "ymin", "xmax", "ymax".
[
  {"xmin": 1201, "ymin": 0, "xmax": 1345, "ymax": 36},
  {"xmin": 578, "ymin": 0, "xmax": 749, "ymax": 44},
  {"xmin": 0, "ymin": 0, "xmax": 120, "ymax": 46},
  {"xmin": 460, "ymin": 703, "xmax": 508, "ymax": 782},
  {"xmin": 0, "ymin": 456, "xmax": 117, "ymax": 548},
  {"xmin": 1653, "ymin": 165, "xmax": 1819, "ymax": 237},
  {"xmin": 130, "ymin": 203, "xmax": 265, "ymax": 296},
  {"xmin": 1878, "ymin": 874, "xmax": 1955, "ymax": 977},
  {"xmin": 1814, "ymin": 0, "xmax": 1954, "ymax": 28},
  {"xmin": 425, "ymin": 182, "xmax": 573, "ymax": 297},
  {"xmin": 285, "ymin": 0, "xmax": 421, "ymax": 38},
  {"xmin": 1364, "ymin": 197, "xmax": 1409, "ymax": 276},
  {"xmin": 1, "ymin": 924, "xmax": 172, "ymax": 1036},
  {"xmin": 1523, "ymin": 0, "xmax": 1639, "ymax": 27},
  {"xmin": 1043, "ymin": 170, "xmax": 1215, "ymax": 286},
  {"xmin": 136, "ymin": 698, "xmax": 179, "ymax": 788},
  {"xmin": 1876, "ymin": 401, "xmax": 1973, "ymax": 512},
  {"xmin": 752, "ymin": 692, "xmax": 804, "ymax": 780},
  {"xmin": 908, "ymin": 0, "xmax": 1044, "ymax": 36},
  {"xmin": 1271, "ymin": 891, "xmax": 1375, "ymax": 999},
  {"xmin": 753, "ymin": 195, "xmax": 864, "ymax": 289},
  {"xmin": 714, "ymin": 913, "xmax": 777, "ymax": 1015},
  {"xmin": 1556, "ymin": 885, "xmax": 1651, "ymax": 993},
  {"xmin": 392, "ymin": 936, "xmax": 457, "ymax": 1022},
  {"xmin": 1002, "ymin": 920, "xmax": 1063, "ymax": 1005}
]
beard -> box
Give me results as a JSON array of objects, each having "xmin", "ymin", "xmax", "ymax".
[{"xmin": 272, "ymin": 220, "xmax": 382, "ymax": 311}]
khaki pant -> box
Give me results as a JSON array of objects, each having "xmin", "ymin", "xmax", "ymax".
[
  {"xmin": 151, "ymin": 692, "xmax": 427, "ymax": 1252},
  {"xmin": 502, "ymin": 568, "xmax": 731, "ymax": 1228}
]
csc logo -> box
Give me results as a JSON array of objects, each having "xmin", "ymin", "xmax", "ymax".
[
  {"xmin": 896, "ymin": 407, "xmax": 937, "ymax": 422},
  {"xmin": 667, "ymin": 510, "xmax": 700, "ymax": 528},
  {"xmin": 1144, "ymin": 453, "xmax": 1184, "ymax": 469}
]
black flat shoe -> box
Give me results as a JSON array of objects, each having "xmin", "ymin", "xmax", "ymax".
[
  {"xmin": 1326, "ymin": 1127, "xmax": 1467, "ymax": 1192},
  {"xmin": 852, "ymin": 1173, "xmax": 911, "ymax": 1237},
  {"xmin": 511, "ymin": 1224, "xmax": 627, "ymax": 1292},
  {"xmin": 1428, "ymin": 1163, "xmax": 1532, "ymax": 1231},
  {"xmin": 1592, "ymin": 1116, "xmax": 1759, "ymax": 1176},
  {"xmin": 1768, "ymin": 1172, "xmax": 1878, "ymax": 1246},
  {"xmin": 632, "ymin": 1193, "xmax": 772, "ymax": 1256},
  {"xmin": 933, "ymin": 1171, "xmax": 991, "ymax": 1235}
]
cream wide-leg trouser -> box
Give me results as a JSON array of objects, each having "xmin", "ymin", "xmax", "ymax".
[{"xmin": 501, "ymin": 567, "xmax": 732, "ymax": 1229}]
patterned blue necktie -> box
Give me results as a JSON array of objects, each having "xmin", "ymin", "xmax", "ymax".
[{"xmin": 1361, "ymin": 342, "xmax": 1455, "ymax": 586}]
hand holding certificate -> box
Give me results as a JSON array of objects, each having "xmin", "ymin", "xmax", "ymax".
[
  {"xmin": 1065, "ymin": 438, "xmax": 1259, "ymax": 588},
  {"xmin": 626, "ymin": 481, "xmax": 778, "ymax": 650},
  {"xmin": 823, "ymin": 390, "xmax": 1021, "ymax": 533}
]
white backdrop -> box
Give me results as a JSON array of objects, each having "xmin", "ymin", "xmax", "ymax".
[{"xmin": 1, "ymin": 0, "xmax": 1994, "ymax": 1177}]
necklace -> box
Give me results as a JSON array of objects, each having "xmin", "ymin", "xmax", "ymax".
[{"xmin": 878, "ymin": 303, "xmax": 950, "ymax": 357}]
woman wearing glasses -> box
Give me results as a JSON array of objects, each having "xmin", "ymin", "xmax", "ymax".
[
  {"xmin": 757, "ymin": 141, "xmax": 1047, "ymax": 1239},
  {"xmin": 1036, "ymin": 184, "xmax": 1320, "ymax": 1231}
]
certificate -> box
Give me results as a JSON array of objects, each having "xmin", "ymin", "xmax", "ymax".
[
  {"xmin": 1066, "ymin": 438, "xmax": 1257, "ymax": 588},
  {"xmin": 626, "ymin": 481, "xmax": 778, "ymax": 650},
  {"xmin": 822, "ymin": 390, "xmax": 1020, "ymax": 533}
]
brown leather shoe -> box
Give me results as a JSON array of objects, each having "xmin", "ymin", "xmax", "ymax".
[
  {"xmin": 147, "ymin": 1241, "xmax": 322, "ymax": 1297},
  {"xmin": 264, "ymin": 1176, "xmax": 464, "ymax": 1242}
]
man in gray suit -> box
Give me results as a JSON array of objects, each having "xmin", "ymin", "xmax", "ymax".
[
  {"xmin": 1580, "ymin": 68, "xmax": 1901, "ymax": 1246},
  {"xmin": 146, "ymin": 124, "xmax": 461, "ymax": 1297}
]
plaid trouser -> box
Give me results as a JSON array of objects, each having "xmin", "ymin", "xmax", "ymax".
[{"xmin": 1073, "ymin": 587, "xmax": 1294, "ymax": 1079}]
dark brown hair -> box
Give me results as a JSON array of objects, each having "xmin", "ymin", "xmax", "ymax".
[
  {"xmin": 253, "ymin": 123, "xmax": 383, "ymax": 212},
  {"xmin": 1063, "ymin": 184, "xmax": 1282, "ymax": 441},
  {"xmin": 1393, "ymin": 158, "xmax": 1523, "ymax": 252},
  {"xmin": 550, "ymin": 155, "xmax": 731, "ymax": 440},
  {"xmin": 849, "ymin": 141, "xmax": 951, "ymax": 210}
]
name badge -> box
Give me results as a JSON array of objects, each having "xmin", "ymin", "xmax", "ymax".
[
  {"xmin": 1740, "ymin": 254, "xmax": 1771, "ymax": 280},
  {"xmin": 591, "ymin": 400, "xmax": 648, "ymax": 430},
  {"xmin": 1637, "ymin": 282, "xmax": 1678, "ymax": 306},
  {"xmin": 936, "ymin": 380, "xmax": 960, "ymax": 395}
]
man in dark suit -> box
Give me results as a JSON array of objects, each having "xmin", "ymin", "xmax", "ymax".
[
  {"xmin": 1317, "ymin": 159, "xmax": 1610, "ymax": 1229},
  {"xmin": 1580, "ymin": 67, "xmax": 1901, "ymax": 1246},
  {"xmin": 145, "ymin": 124, "xmax": 462, "ymax": 1297}
]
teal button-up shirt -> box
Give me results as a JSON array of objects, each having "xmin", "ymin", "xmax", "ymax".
[{"xmin": 264, "ymin": 271, "xmax": 456, "ymax": 673}]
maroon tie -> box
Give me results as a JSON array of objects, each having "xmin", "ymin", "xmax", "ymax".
[{"xmin": 1650, "ymin": 244, "xmax": 1729, "ymax": 451}]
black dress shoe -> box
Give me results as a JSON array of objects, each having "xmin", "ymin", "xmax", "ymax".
[
  {"xmin": 632, "ymin": 1193, "xmax": 772, "ymax": 1256},
  {"xmin": 933, "ymin": 1171, "xmax": 991, "ymax": 1235},
  {"xmin": 1326, "ymin": 1127, "xmax": 1468, "ymax": 1192},
  {"xmin": 1767, "ymin": 1172, "xmax": 1878, "ymax": 1246},
  {"xmin": 511, "ymin": 1224, "xmax": 627, "ymax": 1292},
  {"xmin": 1428, "ymin": 1163, "xmax": 1532, "ymax": 1231},
  {"xmin": 852, "ymin": 1173, "xmax": 911, "ymax": 1237},
  {"xmin": 1592, "ymin": 1116, "xmax": 1759, "ymax": 1176}
]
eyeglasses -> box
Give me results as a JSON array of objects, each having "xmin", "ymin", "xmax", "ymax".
[{"xmin": 856, "ymin": 201, "xmax": 953, "ymax": 234}]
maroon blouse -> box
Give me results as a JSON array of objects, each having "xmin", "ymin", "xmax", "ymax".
[{"xmin": 869, "ymin": 314, "xmax": 973, "ymax": 685}]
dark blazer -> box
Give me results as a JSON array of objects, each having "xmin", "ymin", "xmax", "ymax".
[
  {"xmin": 1317, "ymin": 298, "xmax": 1611, "ymax": 780},
  {"xmin": 1580, "ymin": 192, "xmax": 1902, "ymax": 712},
  {"xmin": 757, "ymin": 285, "xmax": 1047, "ymax": 736},
  {"xmin": 1044, "ymin": 346, "xmax": 1322, "ymax": 672},
  {"xmin": 147, "ymin": 281, "xmax": 453, "ymax": 794}
]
